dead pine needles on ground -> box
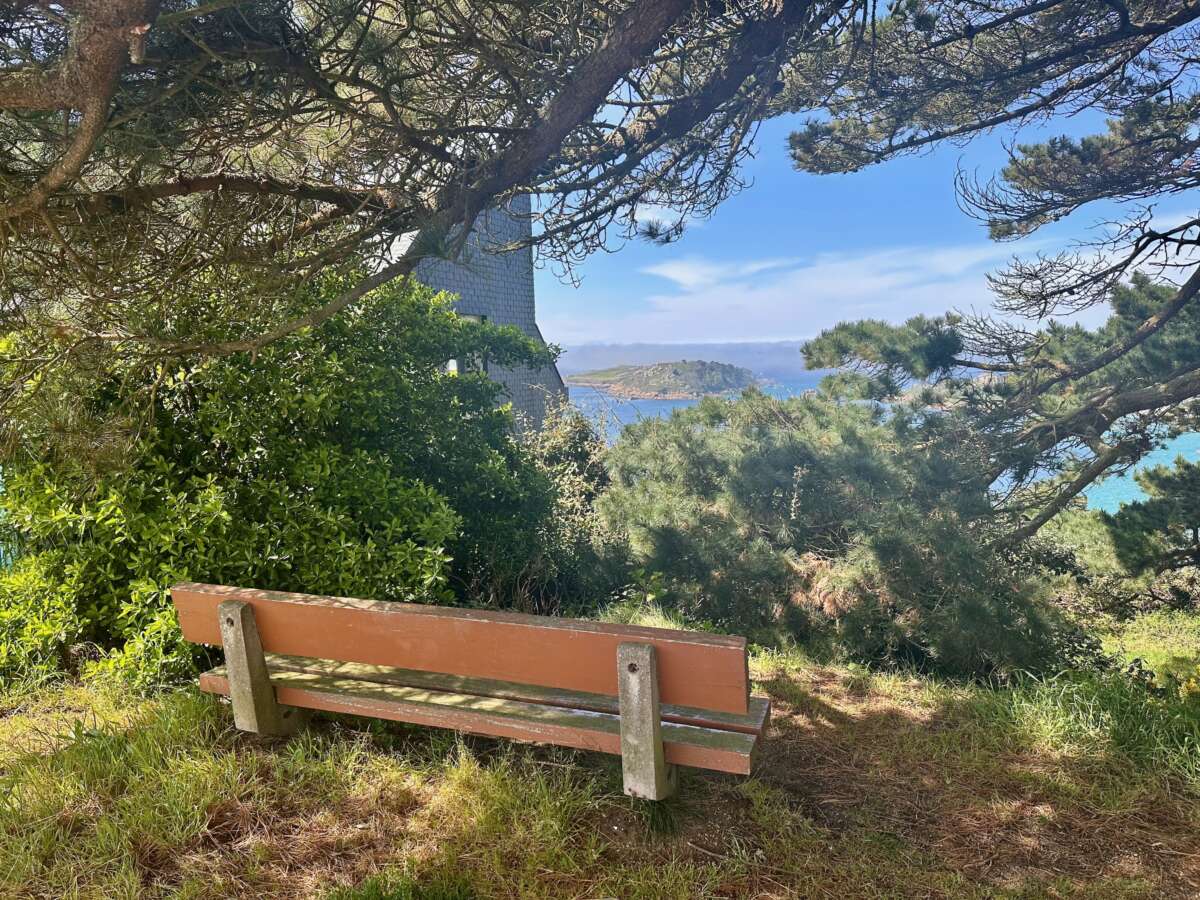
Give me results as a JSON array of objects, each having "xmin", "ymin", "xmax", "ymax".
[{"xmin": 2, "ymin": 647, "xmax": 1199, "ymax": 898}]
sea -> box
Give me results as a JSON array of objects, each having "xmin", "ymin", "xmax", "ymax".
[
  {"xmin": 568, "ymin": 373, "xmax": 828, "ymax": 442},
  {"xmin": 568, "ymin": 377, "xmax": 1200, "ymax": 513}
]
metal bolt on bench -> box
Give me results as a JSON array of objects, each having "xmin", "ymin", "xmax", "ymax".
[{"xmin": 175, "ymin": 584, "xmax": 770, "ymax": 800}]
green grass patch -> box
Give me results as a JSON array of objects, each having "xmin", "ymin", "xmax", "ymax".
[
  {"xmin": 1102, "ymin": 609, "xmax": 1200, "ymax": 685},
  {"xmin": 2, "ymin": 663, "xmax": 1198, "ymax": 898},
  {"xmin": 327, "ymin": 871, "xmax": 477, "ymax": 899}
]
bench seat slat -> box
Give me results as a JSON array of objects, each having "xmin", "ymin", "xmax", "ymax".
[
  {"xmin": 198, "ymin": 664, "xmax": 761, "ymax": 775},
  {"xmin": 262, "ymin": 653, "xmax": 771, "ymax": 736}
]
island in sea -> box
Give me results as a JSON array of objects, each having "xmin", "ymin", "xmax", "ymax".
[{"xmin": 564, "ymin": 359, "xmax": 758, "ymax": 400}]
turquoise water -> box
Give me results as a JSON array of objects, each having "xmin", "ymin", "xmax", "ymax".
[
  {"xmin": 569, "ymin": 379, "xmax": 1196, "ymax": 511},
  {"xmin": 1082, "ymin": 432, "xmax": 1200, "ymax": 513}
]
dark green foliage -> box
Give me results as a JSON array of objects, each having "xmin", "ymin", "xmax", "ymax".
[
  {"xmin": 511, "ymin": 400, "xmax": 629, "ymax": 614},
  {"xmin": 1105, "ymin": 458, "xmax": 1200, "ymax": 575},
  {"xmin": 802, "ymin": 316, "xmax": 964, "ymax": 384},
  {"xmin": 984, "ymin": 97, "xmax": 1200, "ymax": 239},
  {"xmin": 784, "ymin": 2, "xmax": 1200, "ymax": 250},
  {"xmin": 600, "ymin": 388, "xmax": 1066, "ymax": 676},
  {"xmin": 799, "ymin": 276, "xmax": 1200, "ymax": 637},
  {"xmin": 0, "ymin": 278, "xmax": 558, "ymax": 686},
  {"xmin": 784, "ymin": 2, "xmax": 1200, "ymax": 540}
]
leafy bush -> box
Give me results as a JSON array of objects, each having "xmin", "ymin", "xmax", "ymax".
[
  {"xmin": 508, "ymin": 400, "xmax": 630, "ymax": 614},
  {"xmin": 0, "ymin": 278, "xmax": 557, "ymax": 686},
  {"xmin": 600, "ymin": 388, "xmax": 1071, "ymax": 676},
  {"xmin": 0, "ymin": 555, "xmax": 83, "ymax": 686}
]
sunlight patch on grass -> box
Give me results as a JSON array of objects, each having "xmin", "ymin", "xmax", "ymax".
[
  {"xmin": 596, "ymin": 596, "xmax": 690, "ymax": 631},
  {"xmin": 0, "ymin": 690, "xmax": 431, "ymax": 898},
  {"xmin": 748, "ymin": 643, "xmax": 817, "ymax": 678},
  {"xmin": 1102, "ymin": 610, "xmax": 1200, "ymax": 685},
  {"xmin": 408, "ymin": 744, "xmax": 604, "ymax": 894},
  {"xmin": 0, "ymin": 679, "xmax": 144, "ymax": 765}
]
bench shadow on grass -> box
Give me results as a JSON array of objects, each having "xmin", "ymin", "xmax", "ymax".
[
  {"xmin": 743, "ymin": 667, "xmax": 1200, "ymax": 898},
  {"xmin": 334, "ymin": 664, "xmax": 1200, "ymax": 898}
]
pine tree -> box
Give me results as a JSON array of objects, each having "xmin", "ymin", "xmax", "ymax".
[{"xmin": 1106, "ymin": 459, "xmax": 1200, "ymax": 574}]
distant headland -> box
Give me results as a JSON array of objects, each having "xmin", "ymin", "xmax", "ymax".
[
  {"xmin": 558, "ymin": 341, "xmax": 810, "ymax": 381},
  {"xmin": 565, "ymin": 360, "xmax": 758, "ymax": 400}
]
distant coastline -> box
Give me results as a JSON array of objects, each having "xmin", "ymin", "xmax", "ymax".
[
  {"xmin": 564, "ymin": 360, "xmax": 758, "ymax": 400},
  {"xmin": 559, "ymin": 341, "xmax": 811, "ymax": 381},
  {"xmin": 563, "ymin": 379, "xmax": 706, "ymax": 400}
]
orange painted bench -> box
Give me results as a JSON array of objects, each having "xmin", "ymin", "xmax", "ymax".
[{"xmin": 172, "ymin": 583, "xmax": 770, "ymax": 800}]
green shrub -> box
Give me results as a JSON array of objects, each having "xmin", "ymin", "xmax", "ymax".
[
  {"xmin": 506, "ymin": 400, "xmax": 630, "ymax": 614},
  {"xmin": 600, "ymin": 389, "xmax": 1069, "ymax": 676},
  {"xmin": 0, "ymin": 278, "xmax": 557, "ymax": 686},
  {"xmin": 0, "ymin": 555, "xmax": 83, "ymax": 687}
]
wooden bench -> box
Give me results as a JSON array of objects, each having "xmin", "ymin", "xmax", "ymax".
[{"xmin": 172, "ymin": 583, "xmax": 769, "ymax": 800}]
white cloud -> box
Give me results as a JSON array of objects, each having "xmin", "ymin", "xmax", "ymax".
[
  {"xmin": 540, "ymin": 242, "xmax": 1024, "ymax": 344},
  {"xmin": 641, "ymin": 256, "xmax": 801, "ymax": 291}
]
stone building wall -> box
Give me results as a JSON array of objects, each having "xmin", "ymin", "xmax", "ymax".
[{"xmin": 414, "ymin": 195, "xmax": 566, "ymax": 429}]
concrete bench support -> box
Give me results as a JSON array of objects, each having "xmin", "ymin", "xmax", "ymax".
[
  {"xmin": 617, "ymin": 642, "xmax": 678, "ymax": 801},
  {"xmin": 217, "ymin": 600, "xmax": 308, "ymax": 736}
]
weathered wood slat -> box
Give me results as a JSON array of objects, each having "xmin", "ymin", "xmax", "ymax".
[
  {"xmin": 174, "ymin": 583, "xmax": 750, "ymax": 715},
  {"xmin": 260, "ymin": 653, "xmax": 770, "ymax": 736},
  {"xmin": 198, "ymin": 664, "xmax": 759, "ymax": 775}
]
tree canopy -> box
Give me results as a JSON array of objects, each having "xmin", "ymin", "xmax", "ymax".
[
  {"xmin": 805, "ymin": 275, "xmax": 1200, "ymax": 542},
  {"xmin": 0, "ymin": 0, "xmax": 862, "ymax": 421},
  {"xmin": 4, "ymin": 0, "xmax": 1200, "ymax": 524},
  {"xmin": 787, "ymin": 0, "xmax": 1200, "ymax": 540},
  {"xmin": 600, "ymin": 387, "xmax": 1073, "ymax": 675},
  {"xmin": 1105, "ymin": 457, "xmax": 1200, "ymax": 575}
]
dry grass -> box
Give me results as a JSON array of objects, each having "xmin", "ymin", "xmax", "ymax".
[
  {"xmin": 1, "ymin": 653, "xmax": 1198, "ymax": 899},
  {"xmin": 0, "ymin": 681, "xmax": 144, "ymax": 765},
  {"xmin": 752, "ymin": 656, "xmax": 1200, "ymax": 897}
]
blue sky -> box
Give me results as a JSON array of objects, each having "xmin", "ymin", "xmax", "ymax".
[{"xmin": 536, "ymin": 111, "xmax": 1154, "ymax": 346}]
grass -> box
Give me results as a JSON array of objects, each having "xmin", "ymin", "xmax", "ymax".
[
  {"xmin": 2, "ymin": 640, "xmax": 1200, "ymax": 899},
  {"xmin": 1102, "ymin": 609, "xmax": 1200, "ymax": 685}
]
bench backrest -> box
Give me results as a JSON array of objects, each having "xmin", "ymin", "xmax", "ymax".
[{"xmin": 173, "ymin": 583, "xmax": 750, "ymax": 715}]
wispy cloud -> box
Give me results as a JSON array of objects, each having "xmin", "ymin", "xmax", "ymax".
[
  {"xmin": 541, "ymin": 242, "xmax": 1031, "ymax": 344},
  {"xmin": 641, "ymin": 257, "xmax": 801, "ymax": 291}
]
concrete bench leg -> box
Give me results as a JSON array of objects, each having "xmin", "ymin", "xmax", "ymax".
[
  {"xmin": 217, "ymin": 600, "xmax": 309, "ymax": 736},
  {"xmin": 617, "ymin": 642, "xmax": 678, "ymax": 800}
]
